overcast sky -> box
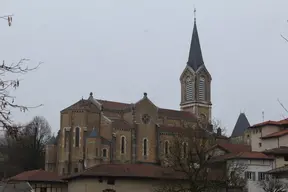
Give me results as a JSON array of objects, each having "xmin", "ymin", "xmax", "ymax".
[{"xmin": 1, "ymin": 0, "xmax": 288, "ymax": 135}]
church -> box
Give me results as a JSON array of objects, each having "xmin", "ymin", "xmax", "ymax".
[{"xmin": 45, "ymin": 16, "xmax": 227, "ymax": 176}]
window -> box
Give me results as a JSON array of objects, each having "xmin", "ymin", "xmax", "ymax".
[
  {"xmin": 164, "ymin": 141, "xmax": 169, "ymax": 156},
  {"xmin": 183, "ymin": 142, "xmax": 188, "ymax": 158},
  {"xmin": 75, "ymin": 127, "xmax": 80, "ymax": 147},
  {"xmin": 120, "ymin": 136, "xmax": 126, "ymax": 154},
  {"xmin": 143, "ymin": 138, "xmax": 148, "ymax": 156},
  {"xmin": 245, "ymin": 171, "xmax": 256, "ymax": 181},
  {"xmin": 199, "ymin": 77, "xmax": 205, "ymax": 101},
  {"xmin": 74, "ymin": 167, "xmax": 78, "ymax": 173},
  {"xmin": 258, "ymin": 172, "xmax": 266, "ymax": 181},
  {"xmin": 64, "ymin": 130, "xmax": 69, "ymax": 148},
  {"xmin": 259, "ymin": 142, "xmax": 262, "ymax": 147},
  {"xmin": 284, "ymin": 156, "xmax": 288, "ymax": 161},
  {"xmin": 102, "ymin": 148, "xmax": 107, "ymax": 158},
  {"xmin": 185, "ymin": 76, "xmax": 194, "ymax": 101},
  {"xmin": 107, "ymin": 178, "xmax": 115, "ymax": 185},
  {"xmin": 40, "ymin": 188, "xmax": 47, "ymax": 192},
  {"xmin": 62, "ymin": 168, "xmax": 65, "ymax": 175}
]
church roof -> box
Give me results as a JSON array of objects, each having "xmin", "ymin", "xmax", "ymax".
[
  {"xmin": 88, "ymin": 128, "xmax": 98, "ymax": 138},
  {"xmin": 231, "ymin": 113, "xmax": 250, "ymax": 138},
  {"xmin": 47, "ymin": 136, "xmax": 57, "ymax": 145},
  {"xmin": 61, "ymin": 94, "xmax": 197, "ymax": 122},
  {"xmin": 187, "ymin": 18, "xmax": 204, "ymax": 71}
]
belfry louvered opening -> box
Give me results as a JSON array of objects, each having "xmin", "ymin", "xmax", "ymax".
[
  {"xmin": 199, "ymin": 77, "xmax": 205, "ymax": 101},
  {"xmin": 185, "ymin": 76, "xmax": 194, "ymax": 101}
]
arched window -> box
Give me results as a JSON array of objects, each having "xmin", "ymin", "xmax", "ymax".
[
  {"xmin": 120, "ymin": 136, "xmax": 126, "ymax": 154},
  {"xmin": 75, "ymin": 127, "xmax": 80, "ymax": 147},
  {"xmin": 183, "ymin": 142, "xmax": 188, "ymax": 158},
  {"xmin": 143, "ymin": 138, "xmax": 148, "ymax": 156},
  {"xmin": 185, "ymin": 76, "xmax": 194, "ymax": 101},
  {"xmin": 199, "ymin": 77, "xmax": 205, "ymax": 101},
  {"xmin": 102, "ymin": 148, "xmax": 107, "ymax": 158},
  {"xmin": 164, "ymin": 141, "xmax": 169, "ymax": 155}
]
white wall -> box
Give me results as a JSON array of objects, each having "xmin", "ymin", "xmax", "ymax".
[
  {"xmin": 227, "ymin": 159, "xmax": 274, "ymax": 192},
  {"xmin": 249, "ymin": 125, "xmax": 280, "ymax": 152}
]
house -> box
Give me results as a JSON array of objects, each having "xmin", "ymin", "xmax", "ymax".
[
  {"xmin": 246, "ymin": 119, "xmax": 288, "ymax": 152},
  {"xmin": 0, "ymin": 181, "xmax": 33, "ymax": 192},
  {"xmin": 7, "ymin": 169, "xmax": 67, "ymax": 192},
  {"xmin": 209, "ymin": 143, "xmax": 274, "ymax": 192},
  {"xmin": 63, "ymin": 163, "xmax": 239, "ymax": 192}
]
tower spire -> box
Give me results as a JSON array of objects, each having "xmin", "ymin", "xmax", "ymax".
[
  {"xmin": 194, "ymin": 6, "xmax": 196, "ymax": 22},
  {"xmin": 187, "ymin": 8, "xmax": 204, "ymax": 71}
]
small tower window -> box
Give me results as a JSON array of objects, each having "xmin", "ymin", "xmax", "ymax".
[
  {"xmin": 120, "ymin": 136, "xmax": 126, "ymax": 154},
  {"xmin": 164, "ymin": 141, "xmax": 169, "ymax": 156},
  {"xmin": 199, "ymin": 77, "xmax": 205, "ymax": 101},
  {"xmin": 185, "ymin": 76, "xmax": 194, "ymax": 101},
  {"xmin": 75, "ymin": 127, "xmax": 80, "ymax": 147},
  {"xmin": 183, "ymin": 142, "xmax": 188, "ymax": 158},
  {"xmin": 143, "ymin": 138, "xmax": 148, "ymax": 156},
  {"xmin": 102, "ymin": 148, "xmax": 107, "ymax": 158}
]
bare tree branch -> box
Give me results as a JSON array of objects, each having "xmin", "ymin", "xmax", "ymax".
[
  {"xmin": 154, "ymin": 121, "xmax": 246, "ymax": 192},
  {"xmin": 258, "ymin": 176, "xmax": 288, "ymax": 192}
]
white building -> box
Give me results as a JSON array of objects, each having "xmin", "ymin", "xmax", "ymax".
[{"xmin": 210, "ymin": 143, "xmax": 274, "ymax": 192}]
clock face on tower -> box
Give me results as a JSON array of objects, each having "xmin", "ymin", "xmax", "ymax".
[{"xmin": 141, "ymin": 114, "xmax": 151, "ymax": 124}]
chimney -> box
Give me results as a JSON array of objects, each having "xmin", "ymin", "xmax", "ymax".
[{"xmin": 217, "ymin": 127, "xmax": 221, "ymax": 136}]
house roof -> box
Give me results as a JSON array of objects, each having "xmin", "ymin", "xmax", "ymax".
[
  {"xmin": 250, "ymin": 118, "xmax": 288, "ymax": 128},
  {"xmin": 231, "ymin": 113, "xmax": 250, "ymax": 137},
  {"xmin": 9, "ymin": 169, "xmax": 64, "ymax": 183},
  {"xmin": 63, "ymin": 164, "xmax": 185, "ymax": 181},
  {"xmin": 261, "ymin": 130, "xmax": 288, "ymax": 139},
  {"xmin": 262, "ymin": 146, "xmax": 288, "ymax": 155},
  {"xmin": 212, "ymin": 143, "xmax": 251, "ymax": 153},
  {"xmin": 211, "ymin": 152, "xmax": 273, "ymax": 162},
  {"xmin": 63, "ymin": 163, "xmax": 224, "ymax": 181},
  {"xmin": 266, "ymin": 165, "xmax": 288, "ymax": 174}
]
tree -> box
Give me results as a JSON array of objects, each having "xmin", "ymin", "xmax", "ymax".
[
  {"xmin": 0, "ymin": 116, "xmax": 52, "ymax": 178},
  {"xmin": 258, "ymin": 177, "xmax": 288, "ymax": 192},
  {"xmin": 0, "ymin": 14, "xmax": 42, "ymax": 134},
  {"xmin": 154, "ymin": 120, "xmax": 246, "ymax": 192}
]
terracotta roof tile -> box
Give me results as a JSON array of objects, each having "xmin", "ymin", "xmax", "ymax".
[
  {"xmin": 250, "ymin": 118, "xmax": 288, "ymax": 128},
  {"xmin": 211, "ymin": 152, "xmax": 273, "ymax": 162},
  {"xmin": 158, "ymin": 108, "xmax": 197, "ymax": 121},
  {"xmin": 63, "ymin": 164, "xmax": 185, "ymax": 181},
  {"xmin": 266, "ymin": 165, "xmax": 288, "ymax": 174},
  {"xmin": 61, "ymin": 99, "xmax": 96, "ymax": 112},
  {"xmin": 9, "ymin": 169, "xmax": 64, "ymax": 182},
  {"xmin": 98, "ymin": 100, "xmax": 131, "ymax": 110},
  {"xmin": 158, "ymin": 125, "xmax": 184, "ymax": 133},
  {"xmin": 261, "ymin": 129, "xmax": 288, "ymax": 139},
  {"xmin": 63, "ymin": 163, "xmax": 224, "ymax": 181},
  {"xmin": 111, "ymin": 119, "xmax": 132, "ymax": 131},
  {"xmin": 215, "ymin": 143, "xmax": 251, "ymax": 153},
  {"xmin": 263, "ymin": 146, "xmax": 288, "ymax": 155}
]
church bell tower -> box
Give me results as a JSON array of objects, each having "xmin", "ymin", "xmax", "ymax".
[{"xmin": 180, "ymin": 9, "xmax": 212, "ymax": 122}]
